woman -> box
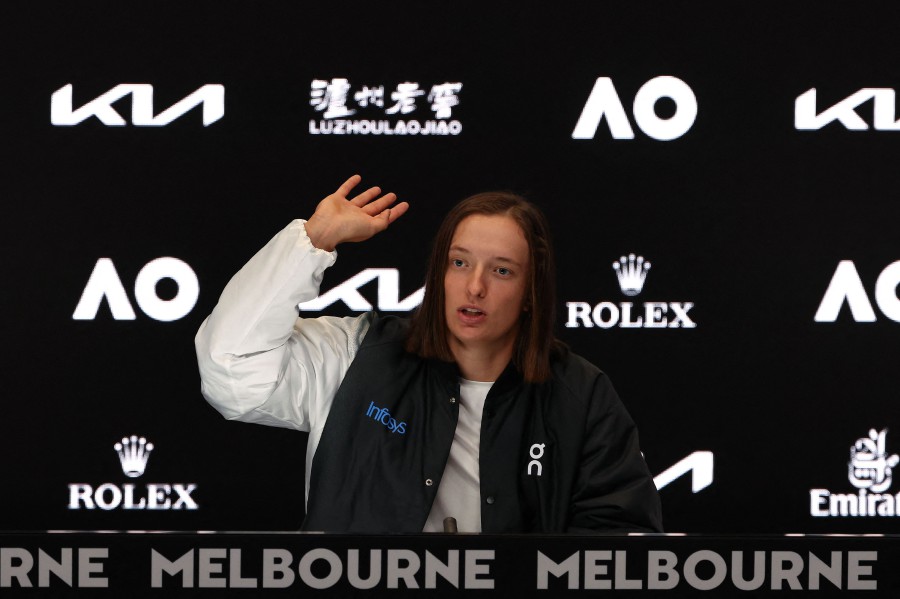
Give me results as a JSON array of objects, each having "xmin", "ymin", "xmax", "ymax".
[{"xmin": 195, "ymin": 175, "xmax": 662, "ymax": 533}]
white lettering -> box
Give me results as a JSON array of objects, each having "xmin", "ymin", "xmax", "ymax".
[
  {"xmin": 1, "ymin": 548, "xmax": 34, "ymax": 587},
  {"xmin": 573, "ymin": 76, "xmax": 696, "ymax": 140},
  {"xmin": 228, "ymin": 549, "xmax": 257, "ymax": 588},
  {"xmin": 731, "ymin": 551, "xmax": 765, "ymax": 591},
  {"xmin": 262, "ymin": 549, "xmax": 294, "ymax": 588},
  {"xmin": 632, "ymin": 76, "xmax": 698, "ymax": 141},
  {"xmin": 73, "ymin": 257, "xmax": 198, "ymax": 321},
  {"xmin": 37, "ymin": 549, "xmax": 73, "ymax": 588},
  {"xmin": 347, "ymin": 549, "xmax": 381, "ymax": 589},
  {"xmin": 653, "ymin": 451, "xmax": 714, "ymax": 492},
  {"xmin": 874, "ymin": 261, "xmax": 900, "ymax": 321},
  {"xmin": 299, "ymin": 269, "xmax": 423, "ymax": 311},
  {"xmin": 583, "ymin": 551, "xmax": 611, "ymax": 590},
  {"xmin": 847, "ymin": 551, "xmax": 878, "ymax": 590},
  {"xmin": 463, "ymin": 550, "xmax": 494, "ymax": 589},
  {"xmin": 647, "ymin": 551, "xmax": 679, "ymax": 590},
  {"xmin": 72, "ymin": 259, "xmax": 136, "ymax": 320},
  {"xmin": 810, "ymin": 489, "xmax": 830, "ymax": 517},
  {"xmin": 565, "ymin": 302, "xmax": 593, "ymax": 328},
  {"xmin": 536, "ymin": 551, "xmax": 579, "ymax": 590},
  {"xmin": 683, "ymin": 550, "xmax": 727, "ymax": 591},
  {"xmin": 51, "ymin": 84, "xmax": 224, "ymax": 127},
  {"xmin": 77, "ymin": 549, "xmax": 108, "ymax": 588},
  {"xmin": 808, "ymin": 551, "xmax": 842, "ymax": 590},
  {"xmin": 68, "ymin": 484, "xmax": 95, "ymax": 509},
  {"xmin": 614, "ymin": 550, "xmax": 642, "ymax": 589},
  {"xmin": 134, "ymin": 258, "xmax": 199, "ymax": 322},
  {"xmin": 572, "ymin": 78, "xmax": 634, "ymax": 139},
  {"xmin": 93, "ymin": 484, "xmax": 122, "ymax": 511},
  {"xmin": 815, "ymin": 261, "xmax": 877, "ymax": 322},
  {"xmin": 796, "ymin": 88, "xmax": 900, "ymax": 131},
  {"xmin": 424, "ymin": 550, "xmax": 458, "ymax": 589},
  {"xmin": 386, "ymin": 549, "xmax": 420, "ymax": 589},
  {"xmin": 770, "ymin": 551, "xmax": 803, "ymax": 590},
  {"xmin": 565, "ymin": 301, "xmax": 696, "ymax": 328},
  {"xmin": 298, "ymin": 549, "xmax": 342, "ymax": 589},
  {"xmin": 151, "ymin": 549, "xmax": 194, "ymax": 588},
  {"xmin": 198, "ymin": 548, "xmax": 227, "ymax": 588}
]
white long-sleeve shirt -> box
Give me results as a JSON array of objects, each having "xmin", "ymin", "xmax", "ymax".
[
  {"xmin": 195, "ymin": 219, "xmax": 372, "ymax": 499},
  {"xmin": 195, "ymin": 220, "xmax": 488, "ymax": 531}
]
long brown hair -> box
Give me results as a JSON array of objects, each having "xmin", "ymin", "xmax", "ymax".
[{"xmin": 405, "ymin": 191, "xmax": 562, "ymax": 382}]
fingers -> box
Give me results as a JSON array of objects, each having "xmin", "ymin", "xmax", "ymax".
[
  {"xmin": 371, "ymin": 201, "xmax": 410, "ymax": 234},
  {"xmin": 349, "ymin": 185, "xmax": 383, "ymax": 207},
  {"xmin": 361, "ymin": 192, "xmax": 400, "ymax": 216},
  {"xmin": 336, "ymin": 174, "xmax": 362, "ymax": 198},
  {"xmin": 385, "ymin": 201, "xmax": 409, "ymax": 223}
]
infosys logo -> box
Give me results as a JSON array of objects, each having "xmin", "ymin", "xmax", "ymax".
[{"xmin": 365, "ymin": 401, "xmax": 407, "ymax": 434}]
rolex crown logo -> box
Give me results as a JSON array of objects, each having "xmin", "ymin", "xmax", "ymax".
[
  {"xmin": 114, "ymin": 435, "xmax": 154, "ymax": 478},
  {"xmin": 613, "ymin": 254, "xmax": 651, "ymax": 296}
]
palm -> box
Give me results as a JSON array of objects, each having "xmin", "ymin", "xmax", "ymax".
[{"xmin": 306, "ymin": 175, "xmax": 409, "ymax": 251}]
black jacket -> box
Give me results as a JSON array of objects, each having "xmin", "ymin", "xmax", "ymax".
[{"xmin": 303, "ymin": 314, "xmax": 663, "ymax": 533}]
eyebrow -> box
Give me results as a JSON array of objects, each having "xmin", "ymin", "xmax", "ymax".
[{"xmin": 449, "ymin": 245, "xmax": 523, "ymax": 267}]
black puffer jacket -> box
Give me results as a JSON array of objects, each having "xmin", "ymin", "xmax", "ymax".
[{"xmin": 303, "ymin": 314, "xmax": 663, "ymax": 534}]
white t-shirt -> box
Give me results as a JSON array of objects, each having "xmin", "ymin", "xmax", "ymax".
[{"xmin": 422, "ymin": 379, "xmax": 493, "ymax": 533}]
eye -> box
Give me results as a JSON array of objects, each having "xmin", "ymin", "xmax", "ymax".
[
  {"xmin": 496, "ymin": 267, "xmax": 511, "ymax": 276},
  {"xmin": 451, "ymin": 258, "xmax": 465, "ymax": 268}
]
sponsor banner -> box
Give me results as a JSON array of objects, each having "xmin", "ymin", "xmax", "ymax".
[
  {"xmin": 565, "ymin": 254, "xmax": 697, "ymax": 329},
  {"xmin": 67, "ymin": 436, "xmax": 199, "ymax": 512},
  {"xmin": 0, "ymin": 533, "xmax": 893, "ymax": 596},
  {"xmin": 572, "ymin": 76, "xmax": 697, "ymax": 141},
  {"xmin": 51, "ymin": 84, "xmax": 224, "ymax": 127},
  {"xmin": 810, "ymin": 428, "xmax": 900, "ymax": 518},
  {"xmin": 308, "ymin": 78, "xmax": 463, "ymax": 136},
  {"xmin": 815, "ymin": 261, "xmax": 900, "ymax": 323},
  {"xmin": 796, "ymin": 88, "xmax": 900, "ymax": 131},
  {"xmin": 73, "ymin": 258, "xmax": 199, "ymax": 322},
  {"xmin": 298, "ymin": 268, "xmax": 423, "ymax": 312}
]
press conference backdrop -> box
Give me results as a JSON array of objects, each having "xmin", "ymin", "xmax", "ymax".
[{"xmin": 2, "ymin": 1, "xmax": 899, "ymax": 534}]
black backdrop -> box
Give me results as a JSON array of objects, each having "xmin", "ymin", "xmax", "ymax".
[{"xmin": 2, "ymin": 1, "xmax": 899, "ymax": 534}]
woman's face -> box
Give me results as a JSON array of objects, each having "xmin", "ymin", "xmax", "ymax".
[{"xmin": 443, "ymin": 213, "xmax": 529, "ymax": 361}]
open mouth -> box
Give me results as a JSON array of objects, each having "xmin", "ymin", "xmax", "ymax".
[{"xmin": 460, "ymin": 308, "xmax": 484, "ymax": 316}]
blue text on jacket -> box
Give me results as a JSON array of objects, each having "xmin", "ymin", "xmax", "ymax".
[{"xmin": 365, "ymin": 401, "xmax": 407, "ymax": 434}]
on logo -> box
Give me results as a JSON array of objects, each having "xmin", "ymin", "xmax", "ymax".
[
  {"xmin": 795, "ymin": 88, "xmax": 900, "ymax": 131},
  {"xmin": 51, "ymin": 84, "xmax": 224, "ymax": 127},
  {"xmin": 73, "ymin": 257, "xmax": 199, "ymax": 322},
  {"xmin": 299, "ymin": 268, "xmax": 423, "ymax": 312},
  {"xmin": 527, "ymin": 443, "xmax": 545, "ymax": 476},
  {"xmin": 572, "ymin": 76, "xmax": 697, "ymax": 141},
  {"xmin": 814, "ymin": 260, "xmax": 900, "ymax": 322}
]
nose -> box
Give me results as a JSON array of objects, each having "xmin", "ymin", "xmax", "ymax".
[{"xmin": 466, "ymin": 268, "xmax": 486, "ymax": 298}]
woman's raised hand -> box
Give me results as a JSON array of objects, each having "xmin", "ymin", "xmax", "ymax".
[{"xmin": 305, "ymin": 175, "xmax": 409, "ymax": 251}]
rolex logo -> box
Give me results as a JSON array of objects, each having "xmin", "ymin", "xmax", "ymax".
[
  {"xmin": 114, "ymin": 435, "xmax": 154, "ymax": 478},
  {"xmin": 565, "ymin": 253, "xmax": 696, "ymax": 329},
  {"xmin": 613, "ymin": 254, "xmax": 651, "ymax": 296},
  {"xmin": 68, "ymin": 435, "xmax": 199, "ymax": 511}
]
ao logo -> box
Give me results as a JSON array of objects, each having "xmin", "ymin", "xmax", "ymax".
[
  {"xmin": 815, "ymin": 261, "xmax": 900, "ymax": 322},
  {"xmin": 51, "ymin": 84, "xmax": 224, "ymax": 127},
  {"xmin": 572, "ymin": 76, "xmax": 697, "ymax": 141},
  {"xmin": 73, "ymin": 258, "xmax": 199, "ymax": 322}
]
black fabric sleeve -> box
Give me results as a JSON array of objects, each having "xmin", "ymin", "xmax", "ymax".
[{"xmin": 566, "ymin": 376, "xmax": 664, "ymax": 533}]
